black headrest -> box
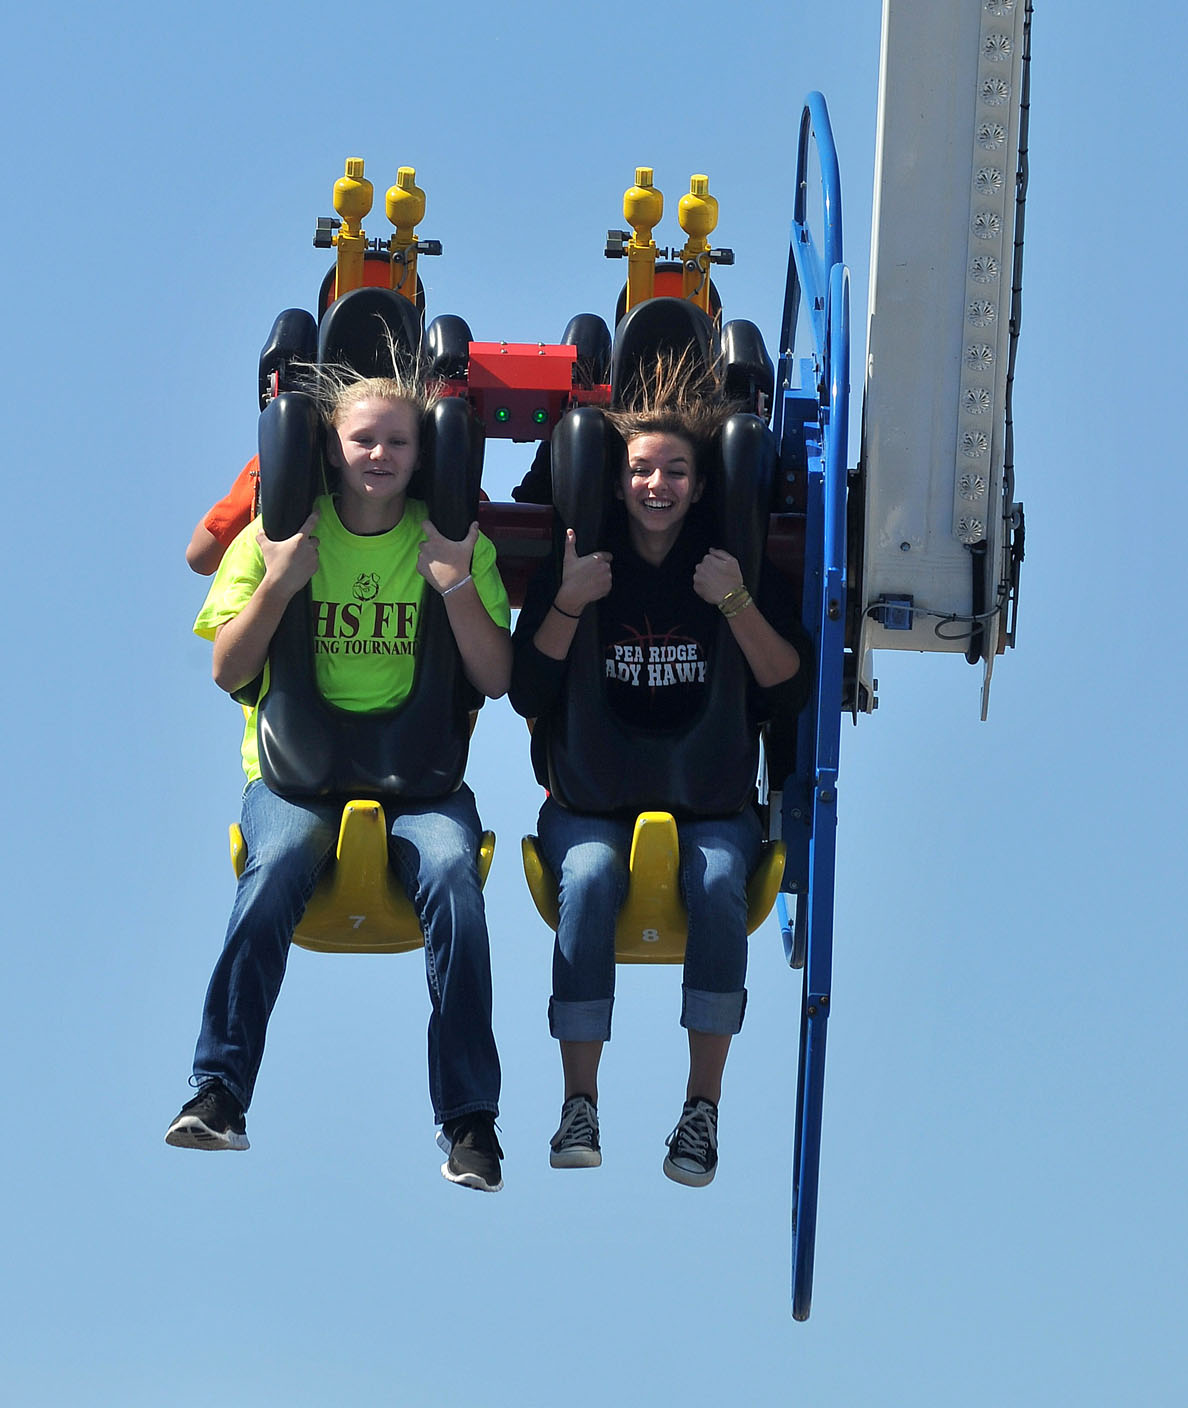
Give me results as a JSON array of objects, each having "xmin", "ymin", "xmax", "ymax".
[
  {"xmin": 610, "ymin": 297, "xmax": 717, "ymax": 408},
  {"xmin": 317, "ymin": 287, "xmax": 422, "ymax": 376}
]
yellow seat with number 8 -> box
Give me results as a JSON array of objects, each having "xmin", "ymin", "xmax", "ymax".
[{"xmin": 520, "ymin": 811, "xmax": 785, "ymax": 965}]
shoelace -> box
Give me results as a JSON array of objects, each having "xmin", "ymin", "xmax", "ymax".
[
  {"xmin": 555, "ymin": 1097, "xmax": 598, "ymax": 1148},
  {"xmin": 668, "ymin": 1102, "xmax": 717, "ymax": 1160},
  {"xmin": 188, "ymin": 1082, "xmax": 232, "ymax": 1114}
]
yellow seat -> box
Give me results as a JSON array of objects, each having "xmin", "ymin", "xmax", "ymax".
[
  {"xmin": 521, "ymin": 810, "xmax": 786, "ymax": 964},
  {"xmin": 230, "ymin": 799, "xmax": 495, "ymax": 954}
]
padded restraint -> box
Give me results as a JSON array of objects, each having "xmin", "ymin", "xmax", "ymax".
[
  {"xmin": 610, "ymin": 297, "xmax": 717, "ymax": 408},
  {"xmin": 542, "ymin": 406, "xmax": 775, "ymax": 819},
  {"xmin": 256, "ymin": 393, "xmax": 483, "ymax": 800},
  {"xmin": 252, "ymin": 288, "xmax": 485, "ymax": 801}
]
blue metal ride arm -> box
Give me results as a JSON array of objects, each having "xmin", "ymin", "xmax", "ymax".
[{"xmin": 776, "ymin": 92, "xmax": 849, "ymax": 1322}]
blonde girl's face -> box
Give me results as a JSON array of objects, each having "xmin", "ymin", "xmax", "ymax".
[{"xmin": 327, "ymin": 397, "xmax": 420, "ymax": 513}]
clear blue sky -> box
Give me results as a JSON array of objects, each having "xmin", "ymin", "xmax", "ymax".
[{"xmin": 3, "ymin": 3, "xmax": 1185, "ymax": 1403}]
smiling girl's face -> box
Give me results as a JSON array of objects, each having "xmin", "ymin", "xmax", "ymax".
[
  {"xmin": 617, "ymin": 431, "xmax": 703, "ymax": 560},
  {"xmin": 327, "ymin": 396, "xmax": 420, "ymax": 532}
]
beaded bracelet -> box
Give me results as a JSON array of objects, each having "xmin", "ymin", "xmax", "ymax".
[{"xmin": 441, "ymin": 573, "xmax": 473, "ymax": 598}]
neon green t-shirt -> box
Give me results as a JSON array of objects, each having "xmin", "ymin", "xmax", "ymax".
[{"xmin": 194, "ymin": 494, "xmax": 510, "ymax": 781}]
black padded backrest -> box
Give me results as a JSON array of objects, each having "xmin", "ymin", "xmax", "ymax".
[
  {"xmin": 610, "ymin": 297, "xmax": 717, "ymax": 409},
  {"xmin": 317, "ymin": 287, "xmax": 423, "ymax": 376},
  {"xmin": 561, "ymin": 313, "xmax": 612, "ymax": 388},
  {"xmin": 258, "ymin": 309, "xmax": 318, "ymax": 411},
  {"xmin": 424, "ymin": 314, "xmax": 474, "ymax": 380},
  {"xmin": 719, "ymin": 319, "xmax": 775, "ymax": 416},
  {"xmin": 255, "ymin": 392, "xmax": 483, "ymax": 801},
  {"xmin": 541, "ymin": 407, "xmax": 774, "ymax": 819}
]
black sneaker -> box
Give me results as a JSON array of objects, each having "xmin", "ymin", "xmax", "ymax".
[
  {"xmin": 440, "ymin": 1111, "xmax": 503, "ymax": 1192},
  {"xmin": 165, "ymin": 1082, "xmax": 249, "ymax": 1151},
  {"xmin": 549, "ymin": 1094, "xmax": 602, "ymax": 1169},
  {"xmin": 663, "ymin": 1096, "xmax": 718, "ymax": 1187}
]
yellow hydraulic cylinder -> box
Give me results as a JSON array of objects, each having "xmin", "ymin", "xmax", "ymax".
[
  {"xmin": 385, "ymin": 166, "xmax": 425, "ymax": 305},
  {"xmin": 332, "ymin": 157, "xmax": 373, "ymax": 301},
  {"xmin": 623, "ymin": 166, "xmax": 663, "ymax": 312},
  {"xmin": 677, "ymin": 174, "xmax": 718, "ymax": 312}
]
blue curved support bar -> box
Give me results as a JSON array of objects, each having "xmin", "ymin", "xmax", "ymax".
[
  {"xmin": 797, "ymin": 92, "xmax": 844, "ymax": 274},
  {"xmin": 790, "ymin": 261, "xmax": 848, "ymax": 1322},
  {"xmin": 776, "ymin": 91, "xmax": 844, "ymax": 448},
  {"xmin": 775, "ymin": 91, "xmax": 849, "ymax": 1322}
]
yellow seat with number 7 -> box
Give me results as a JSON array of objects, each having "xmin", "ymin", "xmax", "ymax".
[{"xmin": 231, "ymin": 800, "xmax": 495, "ymax": 954}]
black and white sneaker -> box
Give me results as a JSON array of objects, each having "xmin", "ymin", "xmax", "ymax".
[
  {"xmin": 663, "ymin": 1097, "xmax": 718, "ymax": 1187},
  {"xmin": 549, "ymin": 1094, "xmax": 602, "ymax": 1169},
  {"xmin": 165, "ymin": 1082, "xmax": 249, "ymax": 1151},
  {"xmin": 440, "ymin": 1111, "xmax": 503, "ymax": 1192}
]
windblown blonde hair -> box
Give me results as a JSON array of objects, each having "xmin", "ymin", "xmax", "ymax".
[{"xmin": 295, "ymin": 322, "xmax": 442, "ymax": 429}]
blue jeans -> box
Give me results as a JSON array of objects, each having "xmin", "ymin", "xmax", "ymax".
[
  {"xmin": 536, "ymin": 797, "xmax": 762, "ymax": 1042},
  {"xmin": 192, "ymin": 780, "xmax": 500, "ymax": 1123}
]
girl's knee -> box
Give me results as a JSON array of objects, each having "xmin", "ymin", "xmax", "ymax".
[
  {"xmin": 558, "ymin": 844, "xmax": 627, "ymax": 907},
  {"xmin": 415, "ymin": 849, "xmax": 484, "ymax": 919}
]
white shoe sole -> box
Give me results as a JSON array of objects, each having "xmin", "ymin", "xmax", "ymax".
[
  {"xmin": 663, "ymin": 1155, "xmax": 715, "ymax": 1187},
  {"xmin": 550, "ymin": 1146, "xmax": 602, "ymax": 1168},
  {"xmin": 440, "ymin": 1160, "xmax": 503, "ymax": 1192},
  {"xmin": 165, "ymin": 1118, "xmax": 250, "ymax": 1151}
]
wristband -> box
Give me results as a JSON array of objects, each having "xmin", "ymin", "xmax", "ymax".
[
  {"xmin": 441, "ymin": 573, "xmax": 473, "ymax": 598},
  {"xmin": 550, "ymin": 601, "xmax": 582, "ymax": 620}
]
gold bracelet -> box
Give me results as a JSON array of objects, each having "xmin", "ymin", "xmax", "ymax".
[{"xmin": 720, "ymin": 588, "xmax": 753, "ymax": 619}]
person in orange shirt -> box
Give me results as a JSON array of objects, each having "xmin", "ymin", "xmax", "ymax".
[{"xmin": 185, "ymin": 457, "xmax": 260, "ymax": 574}]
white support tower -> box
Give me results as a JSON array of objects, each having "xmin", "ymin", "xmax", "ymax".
[{"xmin": 858, "ymin": 0, "xmax": 1029, "ymax": 716}]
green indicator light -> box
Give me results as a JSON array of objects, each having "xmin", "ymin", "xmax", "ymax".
[
  {"xmin": 532, "ymin": 408, "xmax": 549, "ymax": 425},
  {"xmin": 494, "ymin": 406, "xmax": 511, "ymax": 423}
]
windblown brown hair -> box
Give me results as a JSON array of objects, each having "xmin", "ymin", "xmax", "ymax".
[{"xmin": 605, "ymin": 350, "xmax": 743, "ymax": 453}]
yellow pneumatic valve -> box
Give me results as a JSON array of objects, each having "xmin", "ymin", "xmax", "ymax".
[
  {"xmin": 623, "ymin": 166, "xmax": 663, "ymax": 312},
  {"xmin": 385, "ymin": 166, "xmax": 426, "ymax": 303},
  {"xmin": 677, "ymin": 174, "xmax": 718, "ymax": 311},
  {"xmin": 331, "ymin": 157, "xmax": 373, "ymax": 301}
]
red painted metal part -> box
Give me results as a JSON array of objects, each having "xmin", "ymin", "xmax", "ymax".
[
  {"xmin": 437, "ymin": 344, "xmax": 611, "ymax": 444},
  {"xmin": 466, "ymin": 343, "xmax": 574, "ymax": 442}
]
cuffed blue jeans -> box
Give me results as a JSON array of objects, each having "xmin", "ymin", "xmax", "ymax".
[
  {"xmin": 536, "ymin": 797, "xmax": 762, "ymax": 1042},
  {"xmin": 192, "ymin": 780, "xmax": 500, "ymax": 1123}
]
